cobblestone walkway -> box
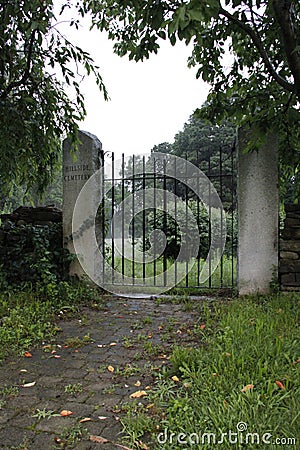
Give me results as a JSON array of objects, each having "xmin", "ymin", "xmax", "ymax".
[{"xmin": 0, "ymin": 296, "xmax": 207, "ymax": 449}]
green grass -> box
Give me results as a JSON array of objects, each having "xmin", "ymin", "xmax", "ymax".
[
  {"xmin": 0, "ymin": 281, "xmax": 104, "ymax": 361},
  {"xmin": 106, "ymin": 255, "xmax": 236, "ymax": 289},
  {"xmin": 121, "ymin": 293, "xmax": 300, "ymax": 449}
]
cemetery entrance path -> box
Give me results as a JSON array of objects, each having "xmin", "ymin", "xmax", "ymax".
[{"xmin": 0, "ymin": 295, "xmax": 221, "ymax": 449}]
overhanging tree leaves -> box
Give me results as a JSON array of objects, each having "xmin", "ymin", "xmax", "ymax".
[
  {"xmin": 0, "ymin": 0, "xmax": 107, "ymax": 196},
  {"xmin": 84, "ymin": 0, "xmax": 300, "ymax": 196}
]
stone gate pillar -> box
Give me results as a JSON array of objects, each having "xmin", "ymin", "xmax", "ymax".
[
  {"xmin": 237, "ymin": 128, "xmax": 279, "ymax": 295},
  {"xmin": 63, "ymin": 130, "xmax": 103, "ymax": 277}
]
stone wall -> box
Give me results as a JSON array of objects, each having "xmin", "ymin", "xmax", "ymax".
[
  {"xmin": 0, "ymin": 206, "xmax": 64, "ymax": 284},
  {"xmin": 280, "ymin": 204, "xmax": 300, "ymax": 291}
]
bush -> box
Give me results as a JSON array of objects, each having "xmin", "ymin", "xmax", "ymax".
[{"xmin": 0, "ymin": 222, "xmax": 72, "ymax": 290}]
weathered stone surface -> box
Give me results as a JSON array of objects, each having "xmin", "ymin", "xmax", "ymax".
[
  {"xmin": 280, "ymin": 204, "xmax": 300, "ymax": 291},
  {"xmin": 284, "ymin": 218, "xmax": 300, "ymax": 228},
  {"xmin": 280, "ymin": 260, "xmax": 300, "ymax": 273},
  {"xmin": 280, "ymin": 240, "xmax": 300, "ymax": 252},
  {"xmin": 282, "ymin": 285, "xmax": 300, "ymax": 291},
  {"xmin": 282, "ymin": 228, "xmax": 300, "ymax": 240},
  {"xmin": 285, "ymin": 212, "xmax": 300, "ymax": 220},
  {"xmin": 237, "ymin": 127, "xmax": 279, "ymax": 295},
  {"xmin": 281, "ymin": 273, "xmax": 296, "ymax": 284},
  {"xmin": 63, "ymin": 130, "xmax": 103, "ymax": 278},
  {"xmin": 285, "ymin": 204, "xmax": 300, "ymax": 212},
  {"xmin": 0, "ymin": 206, "xmax": 62, "ymax": 224},
  {"xmin": 280, "ymin": 251, "xmax": 299, "ymax": 260}
]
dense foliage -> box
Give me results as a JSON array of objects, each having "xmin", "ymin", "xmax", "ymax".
[
  {"xmin": 0, "ymin": 0, "xmax": 107, "ymax": 197},
  {"xmin": 152, "ymin": 117, "xmax": 236, "ymax": 209},
  {"xmin": 84, "ymin": 0, "xmax": 300, "ymax": 196},
  {"xmin": 1, "ymin": 1, "xmax": 299, "ymax": 202},
  {"xmin": 0, "ymin": 222, "xmax": 71, "ymax": 290}
]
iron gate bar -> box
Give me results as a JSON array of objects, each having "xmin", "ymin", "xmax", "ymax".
[
  {"xmin": 142, "ymin": 155, "xmax": 146, "ymax": 282},
  {"xmin": 111, "ymin": 151, "xmax": 115, "ymax": 284},
  {"xmin": 121, "ymin": 153, "xmax": 125, "ymax": 280},
  {"xmin": 101, "ymin": 144, "xmax": 236, "ymax": 291},
  {"xmin": 163, "ymin": 158, "xmax": 167, "ymax": 286},
  {"xmin": 219, "ymin": 145, "xmax": 224, "ymax": 287},
  {"xmin": 231, "ymin": 143, "xmax": 235, "ymax": 287},
  {"xmin": 153, "ymin": 155, "xmax": 157, "ymax": 286},
  {"xmin": 208, "ymin": 150, "xmax": 212, "ymax": 288},
  {"xmin": 196, "ymin": 148, "xmax": 200, "ymax": 285},
  {"xmin": 101, "ymin": 154, "xmax": 105, "ymax": 284},
  {"xmin": 174, "ymin": 156, "xmax": 178, "ymax": 286},
  {"xmin": 132, "ymin": 154, "xmax": 135, "ymax": 284},
  {"xmin": 185, "ymin": 153, "xmax": 189, "ymax": 288}
]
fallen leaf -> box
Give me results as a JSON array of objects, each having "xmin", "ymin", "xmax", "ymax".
[
  {"xmin": 134, "ymin": 380, "xmax": 141, "ymax": 387},
  {"xmin": 130, "ymin": 390, "xmax": 147, "ymax": 398},
  {"xmin": 200, "ymin": 324, "xmax": 206, "ymax": 330},
  {"xmin": 146, "ymin": 403, "xmax": 154, "ymax": 409},
  {"xmin": 22, "ymin": 382, "xmax": 36, "ymax": 388},
  {"xmin": 60, "ymin": 410, "xmax": 73, "ymax": 417},
  {"xmin": 292, "ymin": 358, "xmax": 300, "ymax": 364},
  {"xmin": 107, "ymin": 365, "xmax": 115, "ymax": 373},
  {"xmin": 110, "ymin": 342, "xmax": 117, "ymax": 347},
  {"xmin": 52, "ymin": 355, "xmax": 61, "ymax": 359},
  {"xmin": 148, "ymin": 333, "xmax": 152, "ymax": 339},
  {"xmin": 225, "ymin": 352, "xmax": 231, "ymax": 357},
  {"xmin": 171, "ymin": 376, "xmax": 179, "ymax": 382},
  {"xmin": 97, "ymin": 344, "xmax": 106, "ymax": 348},
  {"xmin": 115, "ymin": 444, "xmax": 135, "ymax": 450},
  {"xmin": 145, "ymin": 386, "xmax": 151, "ymax": 390},
  {"xmin": 136, "ymin": 443, "xmax": 149, "ymax": 450},
  {"xmin": 90, "ymin": 435, "xmax": 109, "ymax": 443},
  {"xmin": 24, "ymin": 351, "xmax": 32, "ymax": 358},
  {"xmin": 158, "ymin": 325, "xmax": 163, "ymax": 331},
  {"xmin": 241, "ymin": 384, "xmax": 254, "ymax": 392},
  {"xmin": 275, "ymin": 380, "xmax": 285, "ymax": 390},
  {"xmin": 80, "ymin": 417, "xmax": 92, "ymax": 423},
  {"xmin": 183, "ymin": 382, "xmax": 190, "ymax": 389},
  {"xmin": 20, "ymin": 369, "xmax": 28, "ymax": 373},
  {"xmin": 98, "ymin": 416, "xmax": 108, "ymax": 420}
]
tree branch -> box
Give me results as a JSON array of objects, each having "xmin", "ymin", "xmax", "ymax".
[
  {"xmin": 219, "ymin": 6, "xmax": 296, "ymax": 95},
  {"xmin": 272, "ymin": 0, "xmax": 300, "ymax": 98},
  {"xmin": 1, "ymin": 30, "xmax": 36, "ymax": 99}
]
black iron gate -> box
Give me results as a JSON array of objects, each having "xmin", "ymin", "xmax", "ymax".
[{"xmin": 100, "ymin": 144, "xmax": 236, "ymax": 294}]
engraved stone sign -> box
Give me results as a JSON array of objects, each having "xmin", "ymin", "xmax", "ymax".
[{"xmin": 63, "ymin": 130, "xmax": 103, "ymax": 277}]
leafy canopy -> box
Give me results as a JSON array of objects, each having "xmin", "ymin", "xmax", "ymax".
[
  {"xmin": 0, "ymin": 0, "xmax": 107, "ymax": 195},
  {"xmin": 1, "ymin": 1, "xmax": 299, "ymax": 198},
  {"xmin": 84, "ymin": 0, "xmax": 300, "ymax": 190}
]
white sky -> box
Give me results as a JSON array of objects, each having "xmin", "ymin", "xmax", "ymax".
[{"xmin": 62, "ymin": 21, "xmax": 210, "ymax": 158}]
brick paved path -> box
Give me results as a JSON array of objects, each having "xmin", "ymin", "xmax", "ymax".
[{"xmin": 0, "ymin": 296, "xmax": 205, "ymax": 449}]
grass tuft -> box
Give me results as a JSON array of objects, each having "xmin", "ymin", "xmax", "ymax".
[{"xmin": 121, "ymin": 293, "xmax": 300, "ymax": 449}]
